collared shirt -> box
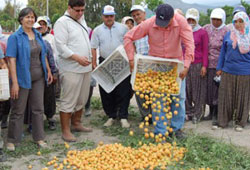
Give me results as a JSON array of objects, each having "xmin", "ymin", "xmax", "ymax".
[
  {"xmin": 135, "ymin": 35, "xmax": 149, "ymax": 55},
  {"xmin": 124, "ymin": 14, "xmax": 195, "ymax": 68},
  {"xmin": 54, "ymin": 11, "xmax": 92, "ymax": 73},
  {"xmin": 217, "ymin": 31, "xmax": 250, "ymax": 75},
  {"xmin": 91, "ymin": 22, "xmax": 128, "ymax": 58},
  {"xmin": 0, "ymin": 48, "xmax": 4, "ymax": 59},
  {"xmin": 6, "ymin": 26, "xmax": 47, "ymax": 89}
]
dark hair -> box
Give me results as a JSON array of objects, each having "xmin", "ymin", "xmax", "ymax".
[
  {"xmin": 68, "ymin": 0, "xmax": 85, "ymax": 8},
  {"xmin": 18, "ymin": 7, "xmax": 37, "ymax": 24}
]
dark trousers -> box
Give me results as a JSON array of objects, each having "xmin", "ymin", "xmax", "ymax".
[
  {"xmin": 85, "ymin": 86, "xmax": 94, "ymax": 110},
  {"xmin": 99, "ymin": 57, "xmax": 132, "ymax": 119},
  {"xmin": 0, "ymin": 100, "xmax": 10, "ymax": 128},
  {"xmin": 44, "ymin": 83, "xmax": 56, "ymax": 119}
]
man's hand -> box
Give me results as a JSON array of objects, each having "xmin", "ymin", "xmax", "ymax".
[
  {"xmin": 11, "ymin": 83, "xmax": 19, "ymax": 99},
  {"xmin": 216, "ymin": 70, "xmax": 222, "ymax": 76},
  {"xmin": 52, "ymin": 74, "xmax": 58, "ymax": 84},
  {"xmin": 129, "ymin": 60, "xmax": 134, "ymax": 73},
  {"xmin": 72, "ymin": 55, "xmax": 91, "ymax": 66},
  {"xmin": 200, "ymin": 66, "xmax": 207, "ymax": 77},
  {"xmin": 179, "ymin": 67, "xmax": 189, "ymax": 80},
  {"xmin": 92, "ymin": 62, "xmax": 97, "ymax": 70}
]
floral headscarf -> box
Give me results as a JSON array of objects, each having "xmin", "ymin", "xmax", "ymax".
[{"xmin": 230, "ymin": 11, "xmax": 250, "ymax": 54}]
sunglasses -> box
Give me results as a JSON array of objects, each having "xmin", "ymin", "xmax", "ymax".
[
  {"xmin": 72, "ymin": 8, "xmax": 85, "ymax": 13},
  {"xmin": 104, "ymin": 15, "xmax": 114, "ymax": 18}
]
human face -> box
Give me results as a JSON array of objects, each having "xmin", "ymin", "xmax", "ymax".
[
  {"xmin": 21, "ymin": 12, "xmax": 35, "ymax": 29},
  {"xmin": 131, "ymin": 10, "xmax": 146, "ymax": 24},
  {"xmin": 234, "ymin": 18, "xmax": 245, "ymax": 32},
  {"xmin": 38, "ymin": 20, "xmax": 48, "ymax": 34},
  {"xmin": 102, "ymin": 15, "xmax": 115, "ymax": 28},
  {"xmin": 126, "ymin": 20, "xmax": 134, "ymax": 30},
  {"xmin": 211, "ymin": 18, "xmax": 222, "ymax": 28},
  {"xmin": 187, "ymin": 18, "xmax": 196, "ymax": 25},
  {"xmin": 68, "ymin": 6, "xmax": 85, "ymax": 20}
]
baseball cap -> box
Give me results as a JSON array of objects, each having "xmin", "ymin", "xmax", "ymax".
[
  {"xmin": 37, "ymin": 16, "xmax": 48, "ymax": 25},
  {"xmin": 155, "ymin": 4, "xmax": 174, "ymax": 27},
  {"xmin": 129, "ymin": 5, "xmax": 145, "ymax": 14},
  {"xmin": 103, "ymin": 5, "xmax": 116, "ymax": 15},
  {"xmin": 233, "ymin": 5, "xmax": 246, "ymax": 15},
  {"xmin": 33, "ymin": 22, "xmax": 42, "ymax": 29}
]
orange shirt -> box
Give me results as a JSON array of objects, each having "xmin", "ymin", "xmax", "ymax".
[{"xmin": 124, "ymin": 14, "xmax": 195, "ymax": 68}]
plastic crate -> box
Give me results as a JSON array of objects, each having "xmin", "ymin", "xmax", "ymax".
[
  {"xmin": 131, "ymin": 54, "xmax": 184, "ymax": 96},
  {"xmin": 0, "ymin": 69, "xmax": 10, "ymax": 101},
  {"xmin": 92, "ymin": 45, "xmax": 130, "ymax": 93}
]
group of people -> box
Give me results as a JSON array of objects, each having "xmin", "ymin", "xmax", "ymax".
[{"xmin": 0, "ymin": 0, "xmax": 249, "ymax": 163}]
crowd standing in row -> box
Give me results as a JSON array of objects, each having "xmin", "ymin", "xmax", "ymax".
[{"xmin": 0, "ymin": 0, "xmax": 249, "ymax": 162}]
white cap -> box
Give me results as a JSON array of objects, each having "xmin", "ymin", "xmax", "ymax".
[
  {"xmin": 33, "ymin": 22, "xmax": 42, "ymax": 29},
  {"xmin": 103, "ymin": 5, "xmax": 116, "ymax": 15},
  {"xmin": 186, "ymin": 8, "xmax": 200, "ymax": 24},
  {"xmin": 121, "ymin": 16, "xmax": 134, "ymax": 25},
  {"xmin": 130, "ymin": 5, "xmax": 145, "ymax": 13},
  {"xmin": 37, "ymin": 16, "xmax": 48, "ymax": 25}
]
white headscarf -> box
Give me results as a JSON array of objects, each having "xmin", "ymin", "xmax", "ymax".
[
  {"xmin": 210, "ymin": 8, "xmax": 226, "ymax": 30},
  {"xmin": 185, "ymin": 8, "xmax": 201, "ymax": 32}
]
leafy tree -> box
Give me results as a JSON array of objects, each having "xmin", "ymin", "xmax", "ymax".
[
  {"xmin": 145, "ymin": 0, "xmax": 163, "ymax": 11},
  {"xmin": 222, "ymin": 5, "xmax": 234, "ymax": 24}
]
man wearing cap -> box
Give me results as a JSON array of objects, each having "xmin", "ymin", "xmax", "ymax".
[
  {"xmin": 124, "ymin": 4, "xmax": 195, "ymax": 138},
  {"xmin": 91, "ymin": 5, "xmax": 131, "ymax": 128},
  {"xmin": 54, "ymin": 0, "xmax": 92, "ymax": 142},
  {"xmin": 129, "ymin": 5, "xmax": 151, "ymax": 121}
]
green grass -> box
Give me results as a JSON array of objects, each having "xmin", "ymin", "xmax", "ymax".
[
  {"xmin": 89, "ymin": 105, "xmax": 250, "ymax": 170},
  {"xmin": 0, "ymin": 165, "xmax": 11, "ymax": 170}
]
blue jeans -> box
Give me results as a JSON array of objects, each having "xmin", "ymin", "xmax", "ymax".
[{"xmin": 153, "ymin": 79, "xmax": 186, "ymax": 134}]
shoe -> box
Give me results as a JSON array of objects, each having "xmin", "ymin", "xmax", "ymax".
[
  {"xmin": 71, "ymin": 110, "xmax": 93, "ymax": 132},
  {"xmin": 120, "ymin": 119, "xmax": 130, "ymax": 128},
  {"xmin": 235, "ymin": 125, "xmax": 243, "ymax": 132},
  {"xmin": 192, "ymin": 117, "xmax": 198, "ymax": 124},
  {"xmin": 36, "ymin": 140, "xmax": 47, "ymax": 148},
  {"xmin": 170, "ymin": 130, "xmax": 186, "ymax": 140},
  {"xmin": 212, "ymin": 125, "xmax": 221, "ymax": 130},
  {"xmin": 0, "ymin": 149, "xmax": 7, "ymax": 162},
  {"xmin": 85, "ymin": 108, "xmax": 92, "ymax": 117},
  {"xmin": 60, "ymin": 112, "xmax": 76, "ymax": 142},
  {"xmin": 6, "ymin": 143, "xmax": 15, "ymax": 151},
  {"xmin": 104, "ymin": 118, "xmax": 114, "ymax": 127},
  {"xmin": 48, "ymin": 120, "xmax": 56, "ymax": 131}
]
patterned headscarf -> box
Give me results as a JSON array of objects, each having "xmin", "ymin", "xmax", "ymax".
[
  {"xmin": 185, "ymin": 8, "xmax": 201, "ymax": 32},
  {"xmin": 230, "ymin": 11, "xmax": 250, "ymax": 54}
]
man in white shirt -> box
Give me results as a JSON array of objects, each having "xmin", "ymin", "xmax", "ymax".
[{"xmin": 54, "ymin": 0, "xmax": 92, "ymax": 142}]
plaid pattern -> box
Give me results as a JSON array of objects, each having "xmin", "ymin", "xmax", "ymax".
[
  {"xmin": 135, "ymin": 36, "xmax": 149, "ymax": 55},
  {"xmin": 218, "ymin": 72, "xmax": 250, "ymax": 127}
]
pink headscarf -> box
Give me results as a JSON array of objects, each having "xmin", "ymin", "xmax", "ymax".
[{"xmin": 230, "ymin": 11, "xmax": 250, "ymax": 54}]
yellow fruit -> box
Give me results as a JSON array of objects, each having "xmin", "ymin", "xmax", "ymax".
[
  {"xmin": 37, "ymin": 151, "xmax": 41, "ymax": 156},
  {"xmin": 28, "ymin": 165, "xmax": 32, "ymax": 169},
  {"xmin": 129, "ymin": 130, "xmax": 134, "ymax": 136},
  {"xmin": 144, "ymin": 116, "xmax": 149, "ymax": 121}
]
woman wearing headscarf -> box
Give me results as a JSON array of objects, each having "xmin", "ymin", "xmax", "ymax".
[
  {"xmin": 216, "ymin": 11, "xmax": 250, "ymax": 132},
  {"xmin": 203, "ymin": 8, "xmax": 228, "ymax": 125},
  {"xmin": 185, "ymin": 8, "xmax": 209, "ymax": 124},
  {"xmin": 121, "ymin": 16, "xmax": 134, "ymax": 30}
]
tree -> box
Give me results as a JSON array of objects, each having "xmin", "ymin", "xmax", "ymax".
[
  {"xmin": 222, "ymin": 5, "xmax": 234, "ymax": 24},
  {"xmin": 145, "ymin": 0, "xmax": 163, "ymax": 11}
]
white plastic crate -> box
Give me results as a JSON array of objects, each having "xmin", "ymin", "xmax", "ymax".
[
  {"xmin": 131, "ymin": 54, "xmax": 184, "ymax": 96},
  {"xmin": 92, "ymin": 45, "xmax": 130, "ymax": 93},
  {"xmin": 0, "ymin": 69, "xmax": 10, "ymax": 101}
]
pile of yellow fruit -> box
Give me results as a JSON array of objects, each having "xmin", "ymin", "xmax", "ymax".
[
  {"xmin": 42, "ymin": 142, "xmax": 186, "ymax": 170},
  {"xmin": 133, "ymin": 67, "xmax": 180, "ymax": 141}
]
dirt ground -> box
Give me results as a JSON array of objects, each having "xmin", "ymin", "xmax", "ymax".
[{"xmin": 0, "ymin": 87, "xmax": 249, "ymax": 170}]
